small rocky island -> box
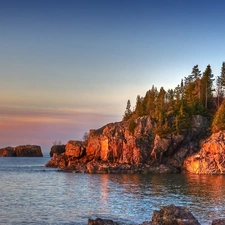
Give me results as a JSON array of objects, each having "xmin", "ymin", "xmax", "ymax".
[{"xmin": 0, "ymin": 145, "xmax": 43, "ymax": 157}]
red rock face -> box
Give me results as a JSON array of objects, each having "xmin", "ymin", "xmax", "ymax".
[
  {"xmin": 85, "ymin": 117, "xmax": 155, "ymax": 164},
  {"xmin": 182, "ymin": 131, "xmax": 225, "ymax": 174},
  {"xmin": 45, "ymin": 153, "xmax": 67, "ymax": 168},
  {"xmin": 65, "ymin": 141, "xmax": 85, "ymax": 158},
  {"xmin": 46, "ymin": 115, "xmax": 209, "ymax": 173}
]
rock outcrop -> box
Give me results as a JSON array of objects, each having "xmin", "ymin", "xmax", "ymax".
[
  {"xmin": 0, "ymin": 145, "xmax": 43, "ymax": 157},
  {"xmin": 0, "ymin": 147, "xmax": 15, "ymax": 157},
  {"xmin": 182, "ymin": 131, "xmax": 225, "ymax": 174},
  {"xmin": 88, "ymin": 218, "xmax": 118, "ymax": 225},
  {"xmin": 148, "ymin": 204, "xmax": 200, "ymax": 225},
  {"xmin": 50, "ymin": 145, "xmax": 65, "ymax": 157},
  {"xmin": 46, "ymin": 115, "xmax": 208, "ymax": 173},
  {"xmin": 88, "ymin": 205, "xmax": 201, "ymax": 225},
  {"xmin": 212, "ymin": 218, "xmax": 225, "ymax": 225}
]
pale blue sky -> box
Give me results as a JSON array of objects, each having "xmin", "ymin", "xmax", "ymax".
[{"xmin": 0, "ymin": 0, "xmax": 225, "ymax": 151}]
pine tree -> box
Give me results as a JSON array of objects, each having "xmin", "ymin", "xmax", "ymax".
[
  {"xmin": 183, "ymin": 65, "xmax": 203, "ymax": 114},
  {"xmin": 153, "ymin": 87, "xmax": 168, "ymax": 135},
  {"xmin": 123, "ymin": 99, "xmax": 132, "ymax": 120},
  {"xmin": 201, "ymin": 64, "xmax": 214, "ymax": 110},
  {"xmin": 221, "ymin": 62, "xmax": 225, "ymax": 87},
  {"xmin": 215, "ymin": 75, "xmax": 223, "ymax": 108},
  {"xmin": 191, "ymin": 65, "xmax": 202, "ymax": 102},
  {"xmin": 135, "ymin": 95, "xmax": 144, "ymax": 117},
  {"xmin": 212, "ymin": 100, "xmax": 225, "ymax": 133},
  {"xmin": 143, "ymin": 85, "xmax": 157, "ymax": 116},
  {"xmin": 215, "ymin": 62, "xmax": 225, "ymax": 107}
]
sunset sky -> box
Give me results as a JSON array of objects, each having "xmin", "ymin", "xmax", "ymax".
[{"xmin": 1, "ymin": 0, "xmax": 225, "ymax": 152}]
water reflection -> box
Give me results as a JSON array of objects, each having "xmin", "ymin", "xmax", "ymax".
[{"xmin": 58, "ymin": 172, "xmax": 225, "ymax": 225}]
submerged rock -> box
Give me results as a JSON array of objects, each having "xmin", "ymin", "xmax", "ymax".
[
  {"xmin": 88, "ymin": 218, "xmax": 119, "ymax": 225},
  {"xmin": 211, "ymin": 218, "xmax": 225, "ymax": 225},
  {"xmin": 150, "ymin": 204, "xmax": 200, "ymax": 225},
  {"xmin": 89, "ymin": 205, "xmax": 200, "ymax": 225}
]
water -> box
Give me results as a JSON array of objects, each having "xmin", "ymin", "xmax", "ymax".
[{"xmin": 0, "ymin": 156, "xmax": 225, "ymax": 225}]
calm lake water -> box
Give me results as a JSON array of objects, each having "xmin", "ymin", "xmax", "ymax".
[{"xmin": 0, "ymin": 156, "xmax": 225, "ymax": 225}]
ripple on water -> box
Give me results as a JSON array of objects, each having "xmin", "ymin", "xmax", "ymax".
[{"xmin": 0, "ymin": 158, "xmax": 225, "ymax": 224}]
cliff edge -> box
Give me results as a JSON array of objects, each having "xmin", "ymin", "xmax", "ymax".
[{"xmin": 46, "ymin": 115, "xmax": 209, "ymax": 173}]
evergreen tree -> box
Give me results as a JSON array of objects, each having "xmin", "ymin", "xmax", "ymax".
[
  {"xmin": 215, "ymin": 62, "xmax": 225, "ymax": 107},
  {"xmin": 191, "ymin": 65, "xmax": 201, "ymax": 102},
  {"xmin": 212, "ymin": 100, "xmax": 225, "ymax": 133},
  {"xmin": 143, "ymin": 85, "xmax": 157, "ymax": 116},
  {"xmin": 135, "ymin": 95, "xmax": 144, "ymax": 117},
  {"xmin": 201, "ymin": 64, "xmax": 214, "ymax": 110},
  {"xmin": 153, "ymin": 87, "xmax": 168, "ymax": 134},
  {"xmin": 184, "ymin": 75, "xmax": 195, "ymax": 112},
  {"xmin": 183, "ymin": 65, "xmax": 203, "ymax": 114},
  {"xmin": 123, "ymin": 99, "xmax": 132, "ymax": 120},
  {"xmin": 221, "ymin": 62, "xmax": 225, "ymax": 87},
  {"xmin": 121, "ymin": 62, "xmax": 224, "ymax": 136},
  {"xmin": 215, "ymin": 75, "xmax": 224, "ymax": 108}
]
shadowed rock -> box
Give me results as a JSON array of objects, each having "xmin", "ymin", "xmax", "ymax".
[
  {"xmin": 88, "ymin": 218, "xmax": 119, "ymax": 225},
  {"xmin": 50, "ymin": 145, "xmax": 65, "ymax": 157},
  {"xmin": 0, "ymin": 145, "xmax": 43, "ymax": 157},
  {"xmin": 14, "ymin": 145, "xmax": 43, "ymax": 157},
  {"xmin": 212, "ymin": 218, "xmax": 225, "ymax": 225},
  {"xmin": 0, "ymin": 147, "xmax": 15, "ymax": 157},
  {"xmin": 150, "ymin": 204, "xmax": 200, "ymax": 225},
  {"xmin": 89, "ymin": 205, "xmax": 200, "ymax": 225}
]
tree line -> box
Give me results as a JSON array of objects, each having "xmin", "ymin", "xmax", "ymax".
[{"xmin": 123, "ymin": 62, "xmax": 225, "ymax": 135}]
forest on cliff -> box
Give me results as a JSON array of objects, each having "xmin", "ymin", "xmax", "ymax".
[{"xmin": 123, "ymin": 62, "xmax": 225, "ymax": 136}]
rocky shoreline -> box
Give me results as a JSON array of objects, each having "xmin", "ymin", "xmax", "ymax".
[
  {"xmin": 88, "ymin": 204, "xmax": 225, "ymax": 225},
  {"xmin": 45, "ymin": 115, "xmax": 225, "ymax": 175},
  {"xmin": 0, "ymin": 145, "xmax": 43, "ymax": 157}
]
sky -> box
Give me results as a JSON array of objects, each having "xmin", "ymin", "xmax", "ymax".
[{"xmin": 0, "ymin": 0, "xmax": 225, "ymax": 152}]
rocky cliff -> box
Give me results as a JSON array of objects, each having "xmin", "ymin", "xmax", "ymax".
[
  {"xmin": 182, "ymin": 131, "xmax": 225, "ymax": 174},
  {"xmin": 46, "ymin": 115, "xmax": 209, "ymax": 173},
  {"xmin": 0, "ymin": 145, "xmax": 43, "ymax": 157}
]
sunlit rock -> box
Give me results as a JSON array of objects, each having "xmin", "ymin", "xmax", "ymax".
[
  {"xmin": 0, "ymin": 147, "xmax": 15, "ymax": 157},
  {"xmin": 46, "ymin": 115, "xmax": 208, "ymax": 173},
  {"xmin": 182, "ymin": 131, "xmax": 225, "ymax": 174},
  {"xmin": 65, "ymin": 140, "xmax": 86, "ymax": 158},
  {"xmin": 45, "ymin": 153, "xmax": 67, "ymax": 168}
]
